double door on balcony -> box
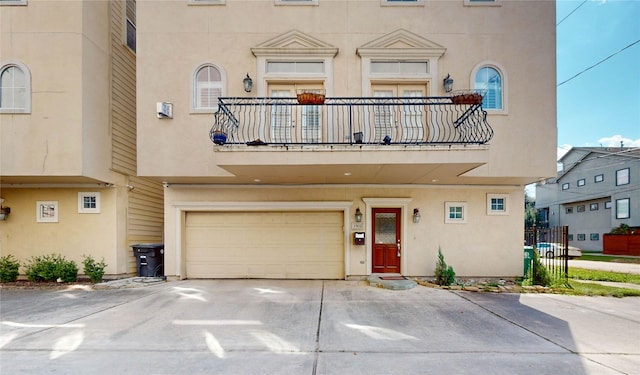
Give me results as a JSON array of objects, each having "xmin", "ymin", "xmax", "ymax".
[
  {"xmin": 269, "ymin": 83, "xmax": 323, "ymax": 144},
  {"xmin": 371, "ymin": 84, "xmax": 427, "ymax": 143}
]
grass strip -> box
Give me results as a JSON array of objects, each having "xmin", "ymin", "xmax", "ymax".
[
  {"xmin": 569, "ymin": 267, "xmax": 640, "ymax": 285},
  {"xmin": 577, "ymin": 254, "xmax": 640, "ymax": 264},
  {"xmin": 553, "ymin": 280, "xmax": 640, "ymax": 298}
]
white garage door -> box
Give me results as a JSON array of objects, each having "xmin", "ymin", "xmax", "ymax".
[{"xmin": 185, "ymin": 211, "xmax": 344, "ymax": 279}]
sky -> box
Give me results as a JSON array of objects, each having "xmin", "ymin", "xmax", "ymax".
[{"xmin": 556, "ymin": 0, "xmax": 640, "ymax": 159}]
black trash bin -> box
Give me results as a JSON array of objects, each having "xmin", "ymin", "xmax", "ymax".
[{"xmin": 131, "ymin": 243, "xmax": 164, "ymax": 277}]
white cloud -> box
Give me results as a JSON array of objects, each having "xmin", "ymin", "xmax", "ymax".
[
  {"xmin": 597, "ymin": 135, "xmax": 640, "ymax": 148},
  {"xmin": 557, "ymin": 144, "xmax": 572, "ymax": 161}
]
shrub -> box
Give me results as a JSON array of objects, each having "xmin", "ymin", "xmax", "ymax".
[
  {"xmin": 83, "ymin": 255, "xmax": 107, "ymax": 283},
  {"xmin": 24, "ymin": 254, "xmax": 78, "ymax": 283},
  {"xmin": 523, "ymin": 249, "xmax": 551, "ymax": 287},
  {"xmin": 0, "ymin": 255, "xmax": 21, "ymax": 282},
  {"xmin": 434, "ymin": 247, "xmax": 456, "ymax": 286}
]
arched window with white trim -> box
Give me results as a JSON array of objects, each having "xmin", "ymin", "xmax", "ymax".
[
  {"xmin": 472, "ymin": 63, "xmax": 506, "ymax": 111},
  {"xmin": 0, "ymin": 62, "xmax": 31, "ymax": 114},
  {"xmin": 193, "ymin": 64, "xmax": 225, "ymax": 112}
]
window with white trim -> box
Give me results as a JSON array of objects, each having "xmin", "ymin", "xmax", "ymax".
[
  {"xmin": 125, "ymin": 0, "xmax": 136, "ymax": 52},
  {"xmin": 474, "ymin": 66, "xmax": 503, "ymax": 110},
  {"xmin": 445, "ymin": 202, "xmax": 467, "ymax": 223},
  {"xmin": 0, "ymin": 62, "xmax": 31, "ymax": 113},
  {"xmin": 487, "ymin": 194, "xmax": 508, "ymax": 215},
  {"xmin": 188, "ymin": 0, "xmax": 225, "ymax": 4},
  {"xmin": 78, "ymin": 192, "xmax": 101, "ymax": 214},
  {"xmin": 275, "ymin": 0, "xmax": 317, "ymax": 4},
  {"xmin": 464, "ymin": 0, "xmax": 501, "ymax": 6},
  {"xmin": 0, "ymin": 0, "xmax": 27, "ymax": 5},
  {"xmin": 616, "ymin": 168, "xmax": 629, "ymax": 186},
  {"xmin": 36, "ymin": 201, "xmax": 59, "ymax": 223},
  {"xmin": 193, "ymin": 64, "xmax": 224, "ymax": 112},
  {"xmin": 616, "ymin": 198, "xmax": 630, "ymax": 219},
  {"xmin": 381, "ymin": 0, "xmax": 424, "ymax": 6}
]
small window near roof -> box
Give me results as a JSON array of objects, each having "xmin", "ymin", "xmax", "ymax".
[
  {"xmin": 590, "ymin": 203, "xmax": 598, "ymax": 211},
  {"xmin": 594, "ymin": 174, "xmax": 604, "ymax": 183},
  {"xmin": 562, "ymin": 183, "xmax": 569, "ymax": 190},
  {"xmin": 605, "ymin": 201, "xmax": 612, "ymax": 209},
  {"xmin": 616, "ymin": 168, "xmax": 629, "ymax": 186},
  {"xmin": 577, "ymin": 234, "xmax": 586, "ymax": 241},
  {"xmin": 566, "ymin": 207, "xmax": 573, "ymax": 214},
  {"xmin": 590, "ymin": 233, "xmax": 599, "ymax": 241},
  {"xmin": 577, "ymin": 179, "xmax": 585, "ymax": 187}
]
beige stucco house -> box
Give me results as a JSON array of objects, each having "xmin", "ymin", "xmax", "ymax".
[
  {"xmin": 0, "ymin": 0, "xmax": 163, "ymax": 276},
  {"xmin": 136, "ymin": 0, "xmax": 557, "ymax": 279}
]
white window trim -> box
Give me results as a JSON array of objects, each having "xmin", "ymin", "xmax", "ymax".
[
  {"xmin": 487, "ymin": 194, "xmax": 509, "ymax": 216},
  {"xmin": 445, "ymin": 202, "xmax": 467, "ymax": 224},
  {"xmin": 36, "ymin": 201, "xmax": 59, "ymax": 223},
  {"xmin": 381, "ymin": 0, "xmax": 425, "ymax": 7},
  {"xmin": 275, "ymin": 0, "xmax": 318, "ymax": 5},
  {"xmin": 464, "ymin": 0, "xmax": 501, "ymax": 7},
  {"xmin": 0, "ymin": 0, "xmax": 27, "ymax": 5},
  {"xmin": 188, "ymin": 0, "xmax": 225, "ymax": 5},
  {"xmin": 257, "ymin": 57, "xmax": 333, "ymax": 97},
  {"xmin": 78, "ymin": 192, "xmax": 101, "ymax": 214},
  {"xmin": 191, "ymin": 63, "xmax": 227, "ymax": 113},
  {"xmin": 470, "ymin": 61, "xmax": 508, "ymax": 114},
  {"xmin": 0, "ymin": 61, "xmax": 32, "ymax": 114}
]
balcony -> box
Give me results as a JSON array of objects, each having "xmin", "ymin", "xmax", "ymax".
[{"xmin": 210, "ymin": 95, "xmax": 493, "ymax": 147}]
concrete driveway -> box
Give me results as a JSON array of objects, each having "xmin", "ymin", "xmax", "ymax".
[{"xmin": 1, "ymin": 280, "xmax": 639, "ymax": 374}]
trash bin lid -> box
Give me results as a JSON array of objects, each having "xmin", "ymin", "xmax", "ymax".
[{"xmin": 130, "ymin": 243, "xmax": 164, "ymax": 249}]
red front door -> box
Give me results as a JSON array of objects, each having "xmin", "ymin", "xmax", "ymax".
[{"xmin": 372, "ymin": 208, "xmax": 401, "ymax": 273}]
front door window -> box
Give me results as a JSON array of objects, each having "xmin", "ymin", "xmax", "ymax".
[{"xmin": 372, "ymin": 208, "xmax": 401, "ymax": 273}]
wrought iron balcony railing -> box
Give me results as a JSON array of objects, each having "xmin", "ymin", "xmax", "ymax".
[{"xmin": 210, "ymin": 96, "xmax": 493, "ymax": 146}]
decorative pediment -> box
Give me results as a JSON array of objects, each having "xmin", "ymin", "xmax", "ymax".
[
  {"xmin": 357, "ymin": 29, "xmax": 446, "ymax": 58},
  {"xmin": 251, "ymin": 30, "xmax": 339, "ymax": 57}
]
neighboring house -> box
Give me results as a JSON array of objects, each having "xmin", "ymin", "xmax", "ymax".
[
  {"xmin": 136, "ymin": 0, "xmax": 557, "ymax": 279},
  {"xmin": 0, "ymin": 0, "xmax": 163, "ymax": 276},
  {"xmin": 535, "ymin": 147, "xmax": 640, "ymax": 251}
]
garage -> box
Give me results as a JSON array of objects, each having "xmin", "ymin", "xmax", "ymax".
[{"xmin": 185, "ymin": 211, "xmax": 345, "ymax": 279}]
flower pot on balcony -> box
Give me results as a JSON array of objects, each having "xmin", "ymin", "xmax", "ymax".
[
  {"xmin": 212, "ymin": 131, "xmax": 227, "ymax": 145},
  {"xmin": 297, "ymin": 90, "xmax": 326, "ymax": 105},
  {"xmin": 450, "ymin": 90, "xmax": 484, "ymax": 105}
]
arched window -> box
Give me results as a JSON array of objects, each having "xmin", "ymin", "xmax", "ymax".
[
  {"xmin": 194, "ymin": 64, "xmax": 223, "ymax": 111},
  {"xmin": 474, "ymin": 66, "xmax": 503, "ymax": 110},
  {"xmin": 0, "ymin": 62, "xmax": 31, "ymax": 113}
]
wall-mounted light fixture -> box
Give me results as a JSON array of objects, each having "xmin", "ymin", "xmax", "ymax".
[
  {"xmin": 243, "ymin": 74, "xmax": 253, "ymax": 93},
  {"xmin": 443, "ymin": 74, "xmax": 454, "ymax": 93},
  {"xmin": 0, "ymin": 198, "xmax": 10, "ymax": 221},
  {"xmin": 413, "ymin": 208, "xmax": 421, "ymax": 223},
  {"xmin": 355, "ymin": 207, "xmax": 363, "ymax": 222}
]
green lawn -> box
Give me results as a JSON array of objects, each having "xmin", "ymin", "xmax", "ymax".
[
  {"xmin": 577, "ymin": 254, "xmax": 640, "ymax": 264},
  {"xmin": 569, "ymin": 267, "xmax": 640, "ymax": 285},
  {"xmin": 555, "ymin": 280, "xmax": 640, "ymax": 298}
]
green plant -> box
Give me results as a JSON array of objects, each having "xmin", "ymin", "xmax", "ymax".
[
  {"xmin": 434, "ymin": 247, "xmax": 456, "ymax": 286},
  {"xmin": 523, "ymin": 249, "xmax": 551, "ymax": 287},
  {"xmin": 83, "ymin": 255, "xmax": 107, "ymax": 283},
  {"xmin": 0, "ymin": 255, "xmax": 21, "ymax": 282},
  {"xmin": 610, "ymin": 224, "xmax": 632, "ymax": 235},
  {"xmin": 24, "ymin": 254, "xmax": 78, "ymax": 283}
]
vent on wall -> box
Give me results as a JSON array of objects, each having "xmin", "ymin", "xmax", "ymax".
[{"xmin": 157, "ymin": 102, "xmax": 173, "ymax": 119}]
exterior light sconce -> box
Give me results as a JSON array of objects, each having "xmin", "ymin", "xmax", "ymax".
[
  {"xmin": 443, "ymin": 74, "xmax": 454, "ymax": 93},
  {"xmin": 243, "ymin": 73, "xmax": 253, "ymax": 93},
  {"xmin": 413, "ymin": 208, "xmax": 421, "ymax": 223},
  {"xmin": 355, "ymin": 208, "xmax": 363, "ymax": 222},
  {"xmin": 0, "ymin": 198, "xmax": 10, "ymax": 221}
]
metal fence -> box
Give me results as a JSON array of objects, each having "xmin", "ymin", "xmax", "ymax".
[
  {"xmin": 524, "ymin": 225, "xmax": 569, "ymax": 282},
  {"xmin": 210, "ymin": 96, "xmax": 494, "ymax": 146}
]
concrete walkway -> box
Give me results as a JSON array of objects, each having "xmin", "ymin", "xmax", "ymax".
[
  {"xmin": 569, "ymin": 259, "xmax": 640, "ymax": 274},
  {"xmin": 1, "ymin": 280, "xmax": 639, "ymax": 374}
]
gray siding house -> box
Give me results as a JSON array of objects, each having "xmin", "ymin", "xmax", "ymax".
[{"xmin": 535, "ymin": 147, "xmax": 640, "ymax": 251}]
